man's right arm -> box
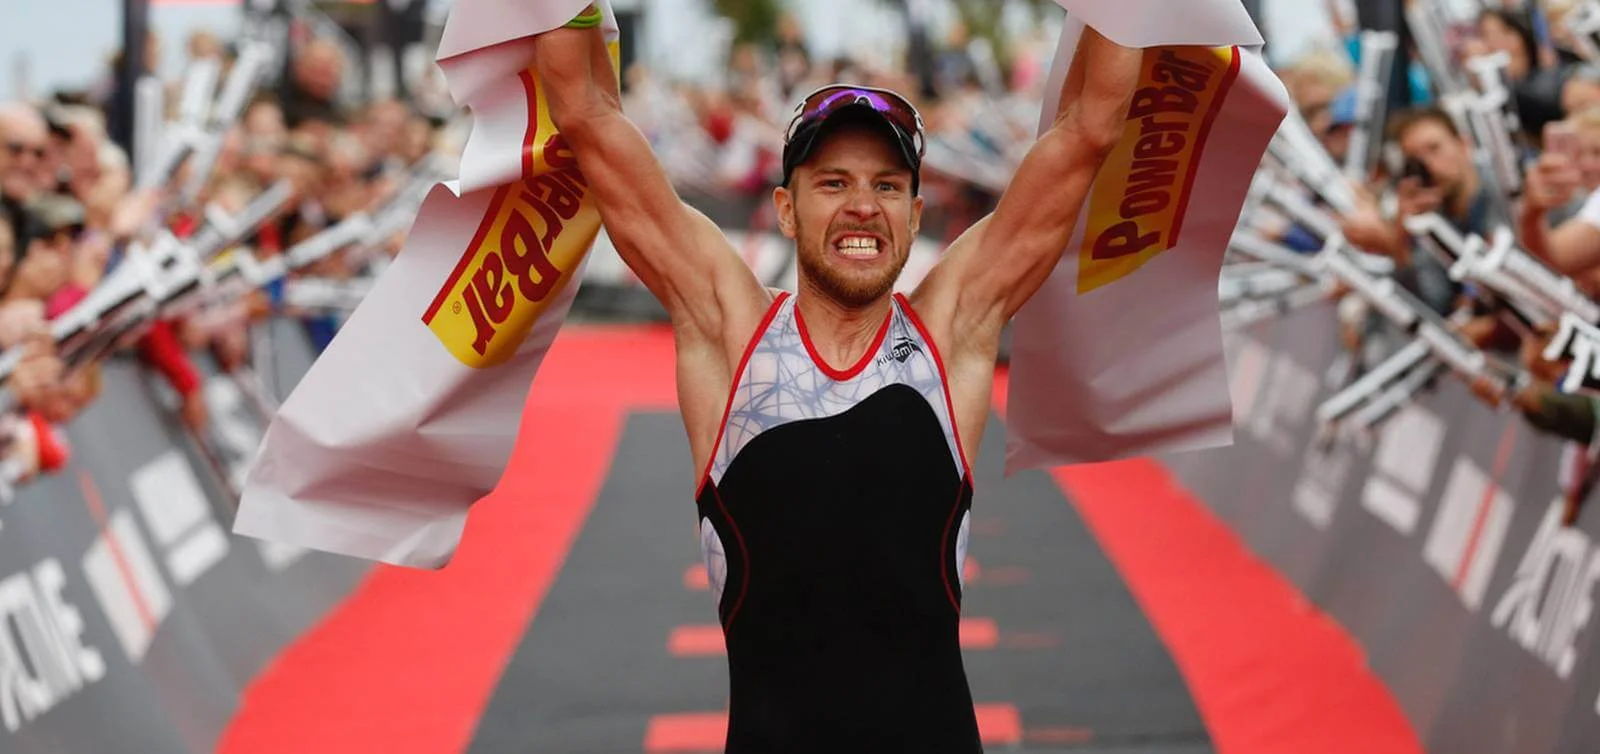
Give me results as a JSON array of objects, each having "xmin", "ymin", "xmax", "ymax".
[{"xmin": 531, "ymin": 21, "xmax": 768, "ymax": 339}]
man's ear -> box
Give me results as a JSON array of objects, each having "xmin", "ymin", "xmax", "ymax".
[
  {"xmin": 910, "ymin": 195, "xmax": 925, "ymax": 238},
  {"xmin": 774, "ymin": 186, "xmax": 797, "ymax": 240}
]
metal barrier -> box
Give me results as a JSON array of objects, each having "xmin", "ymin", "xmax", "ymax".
[
  {"xmin": 1172, "ymin": 303, "xmax": 1600, "ymax": 753},
  {"xmin": 0, "ymin": 319, "xmax": 367, "ymax": 753}
]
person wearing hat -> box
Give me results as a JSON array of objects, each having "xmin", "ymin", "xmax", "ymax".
[
  {"xmin": 1321, "ymin": 85, "xmax": 1358, "ymax": 165},
  {"xmin": 534, "ymin": 7, "xmax": 1140, "ymax": 750},
  {"xmin": 7, "ymin": 193, "xmax": 82, "ymax": 305},
  {"xmin": 0, "ymin": 104, "xmax": 51, "ymax": 249},
  {"xmin": 0, "ymin": 209, "xmax": 86, "ymax": 428}
]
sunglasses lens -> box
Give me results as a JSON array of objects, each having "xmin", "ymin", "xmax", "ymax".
[{"xmin": 791, "ymin": 87, "xmax": 924, "ymax": 155}]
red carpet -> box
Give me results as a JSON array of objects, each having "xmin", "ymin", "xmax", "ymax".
[
  {"xmin": 216, "ymin": 327, "xmax": 677, "ymax": 754},
  {"xmin": 219, "ymin": 327, "xmax": 1422, "ymax": 754},
  {"xmin": 992, "ymin": 377, "xmax": 1422, "ymax": 754}
]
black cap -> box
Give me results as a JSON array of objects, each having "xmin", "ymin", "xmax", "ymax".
[
  {"xmin": 782, "ymin": 104, "xmax": 923, "ymax": 195},
  {"xmin": 19, "ymin": 193, "xmax": 85, "ymax": 252}
]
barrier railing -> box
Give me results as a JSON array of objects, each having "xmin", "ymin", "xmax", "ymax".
[
  {"xmin": 0, "ymin": 319, "xmax": 366, "ymax": 753},
  {"xmin": 1175, "ymin": 302, "xmax": 1600, "ymax": 753}
]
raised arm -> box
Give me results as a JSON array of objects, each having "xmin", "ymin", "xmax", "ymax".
[
  {"xmin": 915, "ymin": 27, "xmax": 1140, "ymax": 339},
  {"xmin": 1519, "ymin": 162, "xmax": 1600, "ymax": 277},
  {"xmin": 1519, "ymin": 208, "xmax": 1600, "ymax": 276},
  {"xmin": 532, "ymin": 18, "xmax": 768, "ymax": 338}
]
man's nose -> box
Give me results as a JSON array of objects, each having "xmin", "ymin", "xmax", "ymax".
[{"xmin": 843, "ymin": 186, "xmax": 882, "ymax": 219}]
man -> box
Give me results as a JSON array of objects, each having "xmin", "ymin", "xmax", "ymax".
[
  {"xmin": 280, "ymin": 39, "xmax": 349, "ymax": 130},
  {"xmin": 0, "ymin": 202, "xmax": 91, "ymax": 426},
  {"xmin": 1341, "ymin": 107, "xmax": 1500, "ymax": 314},
  {"xmin": 7, "ymin": 193, "xmax": 77, "ymax": 307},
  {"xmin": 0, "ymin": 104, "xmax": 49, "ymax": 242},
  {"xmin": 533, "ymin": 9, "xmax": 1139, "ymax": 751}
]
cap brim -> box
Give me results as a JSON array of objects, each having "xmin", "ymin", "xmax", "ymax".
[{"xmin": 783, "ymin": 104, "xmax": 921, "ymax": 187}]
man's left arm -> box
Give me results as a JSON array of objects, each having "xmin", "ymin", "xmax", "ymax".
[{"xmin": 916, "ymin": 27, "xmax": 1141, "ymax": 337}]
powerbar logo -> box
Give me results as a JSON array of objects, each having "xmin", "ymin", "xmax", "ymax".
[
  {"xmin": 422, "ymin": 68, "xmax": 602, "ymax": 368},
  {"xmin": 1077, "ymin": 46, "xmax": 1241, "ymax": 295}
]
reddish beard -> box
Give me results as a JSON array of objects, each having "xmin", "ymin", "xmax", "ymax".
[{"xmin": 795, "ymin": 218, "xmax": 907, "ymax": 308}]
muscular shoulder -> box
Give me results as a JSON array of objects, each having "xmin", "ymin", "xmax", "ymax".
[
  {"xmin": 673, "ymin": 272, "xmax": 778, "ymax": 381},
  {"xmin": 906, "ymin": 255, "xmax": 1005, "ymax": 368},
  {"xmin": 675, "ymin": 283, "xmax": 781, "ymax": 474}
]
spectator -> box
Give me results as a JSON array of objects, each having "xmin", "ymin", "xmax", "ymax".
[
  {"xmin": 1528, "ymin": 108, "xmax": 1600, "ymax": 227},
  {"xmin": 353, "ymin": 100, "xmax": 409, "ymax": 176},
  {"xmin": 1341, "ymin": 107, "xmax": 1498, "ymax": 314},
  {"xmin": 0, "ymin": 104, "xmax": 50, "ymax": 235},
  {"xmin": 320, "ymin": 133, "xmax": 375, "ymax": 222},
  {"xmin": 397, "ymin": 113, "xmax": 436, "ymax": 165},
  {"xmin": 1518, "ymin": 126, "xmax": 1600, "ymax": 286},
  {"xmin": 934, "ymin": 20, "xmax": 978, "ymax": 94},
  {"xmin": 1560, "ymin": 65, "xmax": 1600, "ymax": 119},
  {"xmin": 188, "ymin": 30, "xmax": 226, "ymax": 64},
  {"xmin": 0, "ymin": 217, "xmax": 17, "ymax": 300},
  {"xmin": 1279, "ymin": 49, "xmax": 1355, "ymax": 132},
  {"xmin": 0, "ymin": 199, "xmax": 93, "ymax": 426},
  {"xmin": 1475, "ymin": 8, "xmax": 1542, "ymax": 83},
  {"xmin": 1468, "ymin": 8, "xmax": 1569, "ymax": 135},
  {"xmin": 773, "ymin": 12, "xmax": 813, "ymax": 100},
  {"xmin": 1472, "ymin": 325, "xmax": 1599, "ymax": 524},
  {"xmin": 281, "ymin": 39, "xmax": 348, "ymax": 130},
  {"xmin": 244, "ymin": 98, "xmax": 289, "ymax": 144},
  {"xmin": 1316, "ymin": 86, "xmax": 1358, "ymax": 167},
  {"xmin": 48, "ymin": 106, "xmax": 110, "ymax": 201},
  {"xmin": 7, "ymin": 194, "xmax": 79, "ymax": 307}
]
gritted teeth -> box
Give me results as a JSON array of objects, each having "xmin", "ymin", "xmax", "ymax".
[{"xmin": 834, "ymin": 234, "xmax": 883, "ymax": 257}]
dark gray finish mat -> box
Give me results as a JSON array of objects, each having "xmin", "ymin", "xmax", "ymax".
[{"xmin": 468, "ymin": 412, "xmax": 1211, "ymax": 753}]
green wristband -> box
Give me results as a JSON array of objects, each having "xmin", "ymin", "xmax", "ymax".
[{"xmin": 566, "ymin": 4, "xmax": 603, "ymax": 29}]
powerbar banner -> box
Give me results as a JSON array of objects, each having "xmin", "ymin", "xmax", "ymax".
[
  {"xmin": 235, "ymin": 0, "xmax": 618, "ymax": 567},
  {"xmin": 1173, "ymin": 303, "xmax": 1600, "ymax": 753},
  {"xmin": 1006, "ymin": 0, "xmax": 1288, "ymax": 470}
]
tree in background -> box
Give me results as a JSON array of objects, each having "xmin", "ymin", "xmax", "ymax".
[
  {"xmin": 710, "ymin": 0, "xmax": 785, "ymax": 47},
  {"xmin": 944, "ymin": 0, "xmax": 1055, "ymax": 74},
  {"xmin": 703, "ymin": 0, "xmax": 1060, "ymax": 96},
  {"xmin": 876, "ymin": 0, "xmax": 1059, "ymax": 97}
]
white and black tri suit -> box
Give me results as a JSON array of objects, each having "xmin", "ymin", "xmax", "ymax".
[{"xmin": 694, "ymin": 291, "xmax": 981, "ymax": 752}]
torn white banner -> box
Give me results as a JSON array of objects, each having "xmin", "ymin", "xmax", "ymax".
[{"xmin": 1005, "ymin": 0, "xmax": 1289, "ymax": 470}]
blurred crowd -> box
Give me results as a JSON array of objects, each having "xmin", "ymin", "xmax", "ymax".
[
  {"xmin": 0, "ymin": 5, "xmax": 1068, "ymax": 488},
  {"xmin": 28, "ymin": 0, "xmax": 1600, "ymax": 518},
  {"xmin": 0, "ymin": 24, "xmax": 451, "ymax": 478},
  {"xmin": 1250, "ymin": 1, "xmax": 1600, "ymax": 523},
  {"xmin": 618, "ymin": 11, "xmax": 1056, "ymax": 235}
]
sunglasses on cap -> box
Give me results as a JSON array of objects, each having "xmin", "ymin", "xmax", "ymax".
[{"xmin": 784, "ymin": 85, "xmax": 926, "ymax": 157}]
